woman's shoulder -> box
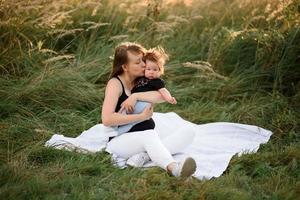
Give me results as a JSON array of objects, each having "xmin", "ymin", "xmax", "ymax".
[
  {"xmin": 106, "ymin": 77, "xmax": 122, "ymax": 92},
  {"xmin": 107, "ymin": 77, "xmax": 119, "ymax": 83},
  {"xmin": 108, "ymin": 76, "xmax": 124, "ymax": 84}
]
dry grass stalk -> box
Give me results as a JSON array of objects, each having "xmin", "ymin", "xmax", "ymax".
[
  {"xmin": 182, "ymin": 61, "xmax": 228, "ymax": 80},
  {"xmin": 109, "ymin": 35, "xmax": 129, "ymax": 41},
  {"xmin": 43, "ymin": 55, "xmax": 75, "ymax": 64}
]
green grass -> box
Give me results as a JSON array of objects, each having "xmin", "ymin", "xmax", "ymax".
[{"xmin": 1, "ymin": 0, "xmax": 299, "ymax": 199}]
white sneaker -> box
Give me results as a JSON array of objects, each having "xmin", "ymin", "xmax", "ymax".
[
  {"xmin": 126, "ymin": 152, "xmax": 150, "ymax": 167},
  {"xmin": 171, "ymin": 157, "xmax": 196, "ymax": 178}
]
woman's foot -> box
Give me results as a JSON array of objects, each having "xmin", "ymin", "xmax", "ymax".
[
  {"xmin": 126, "ymin": 152, "xmax": 150, "ymax": 167},
  {"xmin": 168, "ymin": 157, "xmax": 196, "ymax": 178}
]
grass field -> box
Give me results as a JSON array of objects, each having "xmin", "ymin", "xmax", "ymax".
[{"xmin": 0, "ymin": 0, "xmax": 299, "ymax": 199}]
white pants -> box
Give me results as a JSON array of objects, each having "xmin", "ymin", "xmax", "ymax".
[{"xmin": 106, "ymin": 128, "xmax": 195, "ymax": 170}]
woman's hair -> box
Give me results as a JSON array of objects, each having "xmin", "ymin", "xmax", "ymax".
[
  {"xmin": 143, "ymin": 46, "xmax": 169, "ymax": 75},
  {"xmin": 109, "ymin": 42, "xmax": 146, "ymax": 79}
]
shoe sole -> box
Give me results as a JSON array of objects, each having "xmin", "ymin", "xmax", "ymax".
[{"xmin": 180, "ymin": 157, "xmax": 196, "ymax": 178}]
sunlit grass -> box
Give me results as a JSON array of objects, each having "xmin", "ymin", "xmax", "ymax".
[{"xmin": 0, "ymin": 0, "xmax": 299, "ymax": 199}]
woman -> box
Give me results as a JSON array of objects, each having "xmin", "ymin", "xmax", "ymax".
[{"xmin": 102, "ymin": 42, "xmax": 196, "ymax": 178}]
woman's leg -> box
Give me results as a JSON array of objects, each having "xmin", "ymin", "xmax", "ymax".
[
  {"xmin": 160, "ymin": 126, "xmax": 196, "ymax": 155},
  {"xmin": 106, "ymin": 129, "xmax": 176, "ymax": 170}
]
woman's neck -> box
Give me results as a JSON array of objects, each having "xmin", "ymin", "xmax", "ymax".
[{"xmin": 119, "ymin": 74, "xmax": 135, "ymax": 90}]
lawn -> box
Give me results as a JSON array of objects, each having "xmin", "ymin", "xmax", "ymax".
[{"xmin": 0, "ymin": 0, "xmax": 299, "ymax": 199}]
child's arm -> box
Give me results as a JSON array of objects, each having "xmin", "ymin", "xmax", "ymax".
[
  {"xmin": 121, "ymin": 91, "xmax": 165, "ymax": 113},
  {"xmin": 158, "ymin": 88, "xmax": 177, "ymax": 104}
]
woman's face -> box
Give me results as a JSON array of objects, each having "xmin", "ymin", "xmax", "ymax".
[{"xmin": 125, "ymin": 51, "xmax": 145, "ymax": 78}]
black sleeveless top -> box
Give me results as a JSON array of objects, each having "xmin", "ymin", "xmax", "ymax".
[
  {"xmin": 114, "ymin": 76, "xmax": 128, "ymax": 113},
  {"xmin": 108, "ymin": 76, "xmax": 155, "ymax": 142}
]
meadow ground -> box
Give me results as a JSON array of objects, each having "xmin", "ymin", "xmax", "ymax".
[{"xmin": 0, "ymin": 0, "xmax": 299, "ymax": 199}]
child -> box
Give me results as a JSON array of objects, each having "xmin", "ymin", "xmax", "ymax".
[{"xmin": 117, "ymin": 47, "xmax": 177, "ymax": 134}]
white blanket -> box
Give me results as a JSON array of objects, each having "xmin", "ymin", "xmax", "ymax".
[{"xmin": 45, "ymin": 112, "xmax": 272, "ymax": 180}]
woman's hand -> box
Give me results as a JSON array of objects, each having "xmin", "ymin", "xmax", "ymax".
[
  {"xmin": 140, "ymin": 103, "xmax": 153, "ymax": 120},
  {"xmin": 121, "ymin": 94, "xmax": 137, "ymax": 113}
]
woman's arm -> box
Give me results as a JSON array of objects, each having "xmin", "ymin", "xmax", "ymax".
[
  {"xmin": 121, "ymin": 91, "xmax": 165, "ymax": 113},
  {"xmin": 101, "ymin": 79, "xmax": 152, "ymax": 126}
]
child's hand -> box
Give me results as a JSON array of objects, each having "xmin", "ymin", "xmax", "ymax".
[{"xmin": 167, "ymin": 97, "xmax": 177, "ymax": 104}]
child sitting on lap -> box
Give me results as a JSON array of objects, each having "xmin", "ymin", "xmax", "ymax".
[{"xmin": 117, "ymin": 47, "xmax": 177, "ymax": 134}]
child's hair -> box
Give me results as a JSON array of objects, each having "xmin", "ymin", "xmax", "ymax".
[{"xmin": 143, "ymin": 46, "xmax": 169, "ymax": 74}]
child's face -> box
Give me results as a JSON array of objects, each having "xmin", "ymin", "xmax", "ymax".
[{"xmin": 144, "ymin": 60, "xmax": 161, "ymax": 79}]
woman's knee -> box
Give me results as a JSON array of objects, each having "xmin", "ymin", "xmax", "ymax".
[
  {"xmin": 106, "ymin": 139, "xmax": 120, "ymax": 155},
  {"xmin": 180, "ymin": 125, "xmax": 196, "ymax": 139}
]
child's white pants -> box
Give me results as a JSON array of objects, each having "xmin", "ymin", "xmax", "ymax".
[{"xmin": 105, "ymin": 128, "xmax": 195, "ymax": 170}]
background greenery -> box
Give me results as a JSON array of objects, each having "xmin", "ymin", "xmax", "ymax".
[{"xmin": 0, "ymin": 0, "xmax": 299, "ymax": 199}]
